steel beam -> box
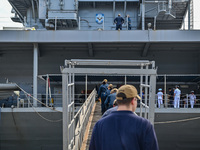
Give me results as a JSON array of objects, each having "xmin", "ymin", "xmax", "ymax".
[
  {"xmin": 88, "ymin": 43, "xmax": 94, "ymax": 57},
  {"xmin": 2, "ymin": 30, "xmax": 200, "ymax": 43},
  {"xmin": 31, "ymin": 0, "xmax": 36, "ymax": 23},
  {"xmin": 62, "ymin": 68, "xmax": 157, "ymax": 75},
  {"xmin": 164, "ymin": 74, "xmax": 167, "ymax": 108},
  {"xmin": 66, "ymin": 59, "xmax": 151, "ymax": 66},
  {"xmin": 124, "ymin": 0, "xmax": 127, "ymax": 18},
  {"xmin": 85, "ymin": 74, "xmax": 88, "ymax": 99},
  {"xmin": 140, "ymin": 66, "xmax": 143, "ymax": 117},
  {"xmin": 62, "ymin": 73, "xmax": 69, "ymax": 150},
  {"xmin": 113, "ymin": 1, "xmax": 116, "ymax": 20},
  {"xmin": 46, "ymin": 74, "xmax": 49, "ymax": 106},
  {"xmin": 144, "ymin": 65, "xmax": 148, "ymax": 119},
  {"xmin": 141, "ymin": 43, "xmax": 150, "ymax": 57},
  {"xmin": 188, "ymin": 0, "xmax": 191, "ymax": 30},
  {"xmin": 149, "ymin": 74, "xmax": 156, "ymax": 125},
  {"xmin": 142, "ymin": 0, "xmax": 145, "ymax": 30},
  {"xmin": 33, "ymin": 43, "xmax": 38, "ymax": 107},
  {"xmin": 93, "ymin": 2, "xmax": 95, "ymax": 8}
]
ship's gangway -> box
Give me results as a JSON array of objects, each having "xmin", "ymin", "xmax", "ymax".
[{"xmin": 61, "ymin": 59, "xmax": 157, "ymax": 150}]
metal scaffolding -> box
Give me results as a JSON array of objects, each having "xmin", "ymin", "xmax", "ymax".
[{"xmin": 61, "ymin": 59, "xmax": 157, "ymax": 150}]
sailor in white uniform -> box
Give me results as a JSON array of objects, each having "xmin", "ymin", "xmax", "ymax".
[
  {"xmin": 157, "ymin": 88, "xmax": 163, "ymax": 108},
  {"xmin": 174, "ymin": 85, "xmax": 181, "ymax": 108},
  {"xmin": 188, "ymin": 91, "xmax": 196, "ymax": 108}
]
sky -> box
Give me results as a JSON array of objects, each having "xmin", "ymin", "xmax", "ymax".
[
  {"xmin": 187, "ymin": 0, "xmax": 200, "ymax": 29},
  {"xmin": 0, "ymin": 0, "xmax": 23, "ymax": 29},
  {"xmin": 0, "ymin": 0, "xmax": 200, "ymax": 29}
]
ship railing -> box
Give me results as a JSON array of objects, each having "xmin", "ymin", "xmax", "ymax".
[
  {"xmin": 78, "ymin": 16, "xmax": 137, "ymax": 31},
  {"xmin": 3, "ymin": 93, "xmax": 200, "ymax": 109},
  {"xmin": 156, "ymin": 94, "xmax": 200, "ymax": 109},
  {"xmin": 136, "ymin": 93, "xmax": 200, "ymax": 109},
  {"xmin": 70, "ymin": 89, "xmax": 96, "ymax": 150},
  {"xmin": 1, "ymin": 93, "xmax": 89, "ymax": 108}
]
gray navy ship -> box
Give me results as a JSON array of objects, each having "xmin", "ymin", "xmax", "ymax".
[{"xmin": 1, "ymin": 0, "xmax": 200, "ymax": 150}]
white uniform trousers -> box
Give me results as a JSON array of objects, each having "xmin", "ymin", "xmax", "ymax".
[
  {"xmin": 174, "ymin": 96, "xmax": 180, "ymax": 108},
  {"xmin": 158, "ymin": 98, "xmax": 163, "ymax": 108},
  {"xmin": 190, "ymin": 100, "xmax": 195, "ymax": 108}
]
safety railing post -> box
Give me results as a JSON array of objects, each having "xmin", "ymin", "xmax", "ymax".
[
  {"xmin": 46, "ymin": 74, "xmax": 49, "ymax": 106},
  {"xmin": 142, "ymin": 0, "xmax": 145, "ymax": 30},
  {"xmin": 79, "ymin": 17, "xmax": 81, "ymax": 30},
  {"xmin": 140, "ymin": 65, "xmax": 143, "ymax": 117},
  {"xmin": 62, "ymin": 73, "xmax": 69, "ymax": 150},
  {"xmin": 127, "ymin": 16, "xmax": 128, "ymax": 30},
  {"xmin": 72, "ymin": 65, "xmax": 75, "ymax": 145},
  {"xmin": 144, "ymin": 65, "xmax": 148, "ymax": 119},
  {"xmin": 124, "ymin": 75, "xmax": 127, "ymax": 85},
  {"xmin": 154, "ymin": 16, "xmax": 157, "ymax": 30},
  {"xmin": 103, "ymin": 19, "xmax": 104, "ymax": 30},
  {"xmin": 149, "ymin": 74, "xmax": 156, "ymax": 125},
  {"xmin": 55, "ymin": 16, "xmax": 57, "ymax": 31},
  {"xmin": 164, "ymin": 74, "xmax": 167, "ymax": 108},
  {"xmin": 17, "ymin": 96, "xmax": 19, "ymax": 108},
  {"xmin": 69, "ymin": 64, "xmax": 72, "ymax": 123},
  {"xmin": 85, "ymin": 74, "xmax": 88, "ymax": 100},
  {"xmin": 28, "ymin": 95, "xmax": 30, "ymax": 108}
]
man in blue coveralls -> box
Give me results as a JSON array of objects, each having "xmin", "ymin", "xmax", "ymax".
[
  {"xmin": 90, "ymin": 84, "xmax": 159, "ymax": 150},
  {"xmin": 104, "ymin": 88, "xmax": 118, "ymax": 110},
  {"xmin": 98, "ymin": 79, "xmax": 108, "ymax": 114},
  {"xmin": 114, "ymin": 14, "xmax": 124, "ymax": 30},
  {"xmin": 127, "ymin": 14, "xmax": 131, "ymax": 30}
]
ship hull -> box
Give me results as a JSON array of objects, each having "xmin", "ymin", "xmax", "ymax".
[{"xmin": 1, "ymin": 108, "xmax": 200, "ymax": 150}]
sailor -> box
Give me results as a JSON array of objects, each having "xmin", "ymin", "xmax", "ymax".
[
  {"xmin": 89, "ymin": 85, "xmax": 159, "ymax": 150},
  {"xmin": 127, "ymin": 15, "xmax": 131, "ymax": 30},
  {"xmin": 105, "ymin": 84, "xmax": 113, "ymax": 97},
  {"xmin": 102, "ymin": 99, "xmax": 118, "ymax": 118},
  {"xmin": 188, "ymin": 91, "xmax": 196, "ymax": 108},
  {"xmin": 104, "ymin": 88, "xmax": 118, "ymax": 109},
  {"xmin": 104, "ymin": 84, "xmax": 113, "ymax": 110},
  {"xmin": 114, "ymin": 14, "xmax": 124, "ymax": 30},
  {"xmin": 157, "ymin": 88, "xmax": 163, "ymax": 108},
  {"xmin": 98, "ymin": 79, "xmax": 108, "ymax": 114},
  {"xmin": 174, "ymin": 85, "xmax": 181, "ymax": 108}
]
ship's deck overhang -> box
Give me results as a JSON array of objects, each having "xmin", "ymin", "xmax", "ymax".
[
  {"xmin": 0, "ymin": 30, "xmax": 200, "ymax": 43},
  {"xmin": 1, "ymin": 30, "xmax": 200, "ymax": 86},
  {"xmin": 1, "ymin": 30, "xmax": 200, "ymax": 59}
]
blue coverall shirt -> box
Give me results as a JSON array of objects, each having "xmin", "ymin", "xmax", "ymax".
[
  {"xmin": 114, "ymin": 16, "xmax": 124, "ymax": 25},
  {"xmin": 89, "ymin": 111, "xmax": 159, "ymax": 150},
  {"xmin": 98, "ymin": 84, "xmax": 108, "ymax": 100},
  {"xmin": 104, "ymin": 93, "xmax": 117, "ymax": 109}
]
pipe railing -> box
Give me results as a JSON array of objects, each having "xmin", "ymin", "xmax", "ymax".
[
  {"xmin": 155, "ymin": 94, "xmax": 200, "ymax": 109},
  {"xmin": 2, "ymin": 93, "xmax": 200, "ymax": 109},
  {"xmin": 72, "ymin": 89, "xmax": 96, "ymax": 150},
  {"xmin": 78, "ymin": 16, "xmax": 136, "ymax": 31},
  {"xmin": 0, "ymin": 93, "xmax": 90, "ymax": 108}
]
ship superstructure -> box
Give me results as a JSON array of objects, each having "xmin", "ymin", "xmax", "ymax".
[{"xmin": 8, "ymin": 0, "xmax": 191, "ymax": 30}]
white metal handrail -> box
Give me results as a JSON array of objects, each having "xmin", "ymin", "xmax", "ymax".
[
  {"xmin": 140, "ymin": 102, "xmax": 149, "ymax": 109},
  {"xmin": 72, "ymin": 89, "xmax": 96, "ymax": 150}
]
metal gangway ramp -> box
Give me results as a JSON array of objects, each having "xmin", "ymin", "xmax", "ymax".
[{"xmin": 61, "ymin": 59, "xmax": 157, "ymax": 150}]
